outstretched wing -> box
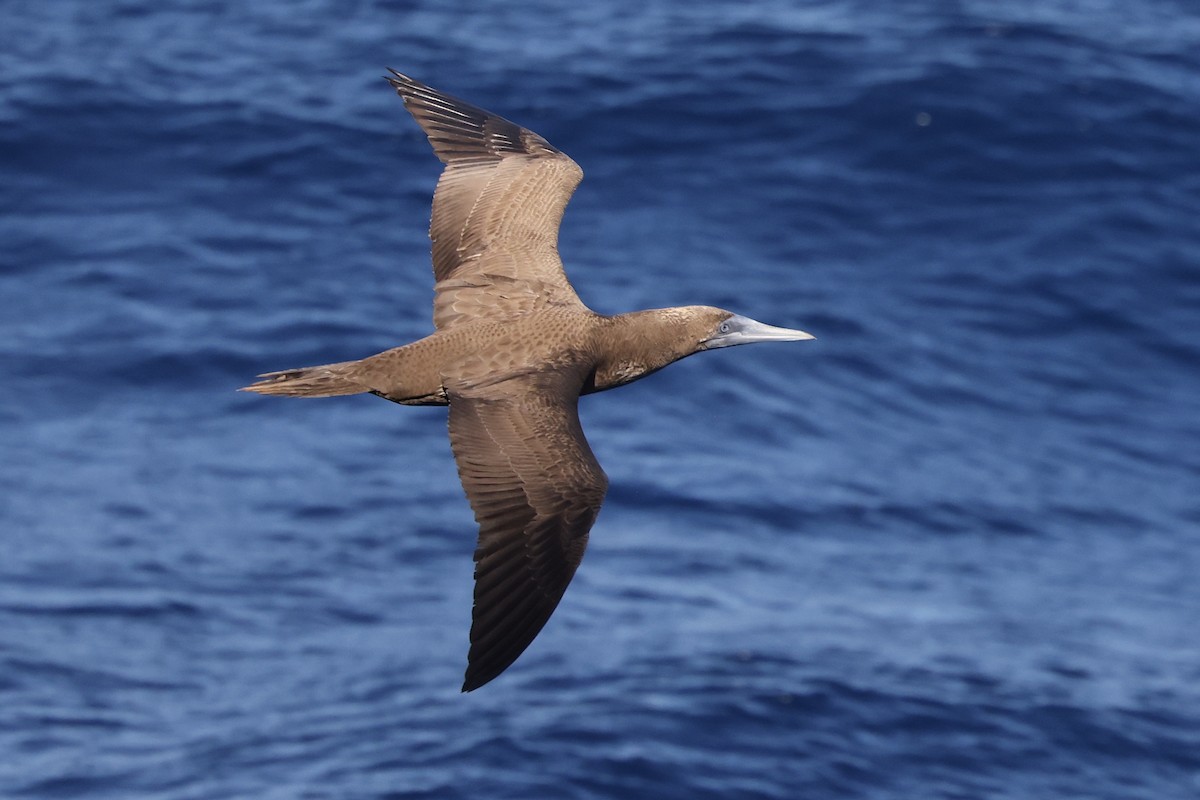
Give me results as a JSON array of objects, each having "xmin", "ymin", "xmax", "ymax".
[
  {"xmin": 386, "ymin": 72, "xmax": 587, "ymax": 330},
  {"xmin": 446, "ymin": 374, "xmax": 608, "ymax": 691}
]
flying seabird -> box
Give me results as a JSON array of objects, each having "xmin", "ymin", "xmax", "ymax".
[{"xmin": 242, "ymin": 72, "xmax": 814, "ymax": 691}]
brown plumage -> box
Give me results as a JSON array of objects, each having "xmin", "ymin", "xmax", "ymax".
[{"xmin": 241, "ymin": 72, "xmax": 814, "ymax": 691}]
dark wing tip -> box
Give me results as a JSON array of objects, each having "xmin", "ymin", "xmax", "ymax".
[
  {"xmin": 383, "ymin": 67, "xmax": 415, "ymax": 90},
  {"xmin": 462, "ymin": 669, "xmax": 490, "ymax": 693},
  {"xmin": 383, "ymin": 69, "xmax": 429, "ymax": 107},
  {"xmin": 382, "ymin": 69, "xmax": 440, "ymax": 113},
  {"xmin": 461, "ymin": 634, "xmax": 537, "ymax": 692},
  {"xmin": 381, "ymin": 69, "xmax": 568, "ymax": 165},
  {"xmin": 459, "ymin": 577, "xmax": 560, "ymax": 692}
]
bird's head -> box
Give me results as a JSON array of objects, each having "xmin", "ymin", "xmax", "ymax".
[
  {"xmin": 686, "ymin": 306, "xmax": 814, "ymax": 350},
  {"xmin": 590, "ymin": 306, "xmax": 815, "ymax": 394}
]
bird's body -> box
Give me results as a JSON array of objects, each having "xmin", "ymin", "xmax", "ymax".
[
  {"xmin": 243, "ymin": 72, "xmax": 813, "ymax": 691},
  {"xmin": 252, "ymin": 306, "xmax": 731, "ymax": 405}
]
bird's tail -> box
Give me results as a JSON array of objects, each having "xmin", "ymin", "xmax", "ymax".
[{"xmin": 239, "ymin": 360, "xmax": 367, "ymax": 398}]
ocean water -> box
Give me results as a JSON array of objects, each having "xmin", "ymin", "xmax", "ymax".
[{"xmin": 3, "ymin": 1, "xmax": 1200, "ymax": 798}]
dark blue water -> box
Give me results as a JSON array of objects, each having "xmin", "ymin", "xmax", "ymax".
[{"xmin": 3, "ymin": 1, "xmax": 1200, "ymax": 797}]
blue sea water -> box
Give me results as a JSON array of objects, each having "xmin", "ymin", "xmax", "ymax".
[{"xmin": 3, "ymin": 0, "xmax": 1200, "ymax": 797}]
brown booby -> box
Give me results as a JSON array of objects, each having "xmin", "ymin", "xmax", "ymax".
[{"xmin": 242, "ymin": 72, "xmax": 814, "ymax": 691}]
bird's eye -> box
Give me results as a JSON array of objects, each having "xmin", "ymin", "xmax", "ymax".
[{"xmin": 719, "ymin": 321, "xmax": 731, "ymax": 334}]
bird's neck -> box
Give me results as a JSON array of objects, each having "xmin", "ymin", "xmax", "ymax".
[{"xmin": 586, "ymin": 309, "xmax": 702, "ymax": 394}]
